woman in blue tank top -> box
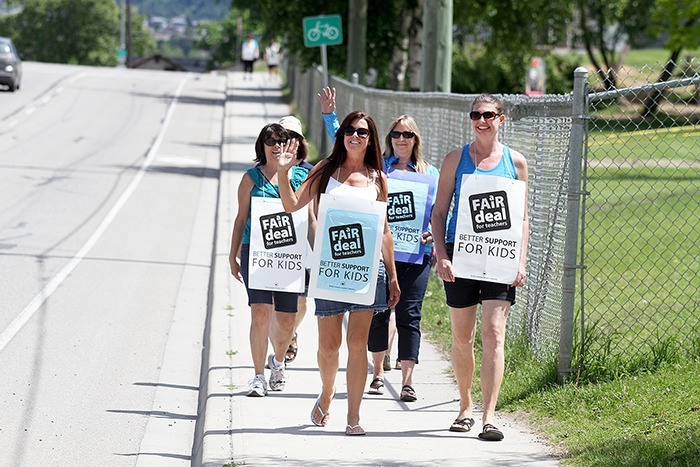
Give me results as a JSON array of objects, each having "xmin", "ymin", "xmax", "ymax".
[
  {"xmin": 431, "ymin": 94, "xmax": 529, "ymax": 441},
  {"xmin": 228, "ymin": 123, "xmax": 310, "ymax": 398}
]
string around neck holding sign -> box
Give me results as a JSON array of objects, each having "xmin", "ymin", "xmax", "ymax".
[{"xmin": 257, "ymin": 166, "xmax": 280, "ymax": 197}]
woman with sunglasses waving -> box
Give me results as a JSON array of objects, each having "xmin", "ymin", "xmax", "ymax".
[
  {"xmin": 229, "ymin": 123, "xmax": 312, "ymax": 398},
  {"xmin": 431, "ymin": 94, "xmax": 529, "ymax": 441},
  {"xmin": 276, "ymin": 111, "xmax": 400, "ymax": 436},
  {"xmin": 317, "ymin": 87, "xmax": 439, "ymax": 404}
]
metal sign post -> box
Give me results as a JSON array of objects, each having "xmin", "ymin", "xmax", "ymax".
[{"xmin": 303, "ymin": 15, "xmax": 343, "ymax": 89}]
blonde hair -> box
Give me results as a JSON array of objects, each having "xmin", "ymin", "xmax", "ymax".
[{"xmin": 384, "ymin": 114, "xmax": 427, "ymax": 173}]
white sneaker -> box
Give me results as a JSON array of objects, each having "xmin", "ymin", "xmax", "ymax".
[
  {"xmin": 268, "ymin": 354, "xmax": 286, "ymax": 391},
  {"xmin": 247, "ymin": 375, "xmax": 268, "ymax": 397}
]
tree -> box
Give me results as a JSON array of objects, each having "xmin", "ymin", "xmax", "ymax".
[
  {"xmin": 451, "ymin": 0, "xmax": 574, "ymax": 93},
  {"xmin": 574, "ymin": 0, "xmax": 656, "ymax": 90},
  {"xmin": 13, "ymin": 0, "xmax": 120, "ymax": 66},
  {"xmin": 230, "ymin": 0, "xmax": 423, "ymax": 89},
  {"xmin": 2, "ymin": 0, "xmax": 154, "ymax": 66},
  {"xmin": 642, "ymin": 0, "xmax": 700, "ymax": 116},
  {"xmin": 195, "ymin": 7, "xmax": 252, "ymax": 69}
]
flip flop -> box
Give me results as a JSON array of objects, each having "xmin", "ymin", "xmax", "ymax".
[
  {"xmin": 310, "ymin": 388, "xmax": 335, "ymax": 427},
  {"xmin": 449, "ymin": 417, "xmax": 475, "ymax": 432},
  {"xmin": 478, "ymin": 423, "xmax": 504, "ymax": 441},
  {"xmin": 345, "ymin": 424, "xmax": 366, "ymax": 436}
]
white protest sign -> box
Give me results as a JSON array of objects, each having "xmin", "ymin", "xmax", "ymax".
[
  {"xmin": 308, "ymin": 193, "xmax": 386, "ymax": 305},
  {"xmin": 249, "ymin": 197, "xmax": 308, "ymax": 293},
  {"xmin": 453, "ymin": 174, "xmax": 526, "ymax": 284}
]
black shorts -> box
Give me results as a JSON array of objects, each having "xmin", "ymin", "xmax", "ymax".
[
  {"xmin": 442, "ymin": 243, "xmax": 516, "ymax": 308},
  {"xmin": 240, "ymin": 244, "xmax": 299, "ymax": 313}
]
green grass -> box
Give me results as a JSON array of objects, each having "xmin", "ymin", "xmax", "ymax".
[
  {"xmin": 420, "ymin": 125, "xmax": 700, "ymax": 464},
  {"xmin": 516, "ymin": 361, "xmax": 700, "ymax": 466},
  {"xmin": 588, "ymin": 128, "xmax": 700, "ymax": 162},
  {"xmin": 422, "ymin": 275, "xmax": 700, "ymax": 465},
  {"xmin": 622, "ymin": 49, "xmax": 700, "ymax": 68}
]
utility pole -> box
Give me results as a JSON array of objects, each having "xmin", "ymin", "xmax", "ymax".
[
  {"xmin": 420, "ymin": 0, "xmax": 452, "ymax": 92},
  {"xmin": 126, "ymin": 0, "xmax": 132, "ymax": 67},
  {"xmin": 118, "ymin": 0, "xmax": 126, "ymax": 66},
  {"xmin": 346, "ymin": 0, "xmax": 367, "ymax": 84}
]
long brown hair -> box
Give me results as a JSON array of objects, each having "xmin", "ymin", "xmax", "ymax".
[{"xmin": 307, "ymin": 111, "xmax": 386, "ymax": 202}]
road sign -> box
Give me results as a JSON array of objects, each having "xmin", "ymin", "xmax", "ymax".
[{"xmin": 303, "ymin": 15, "xmax": 343, "ymax": 48}]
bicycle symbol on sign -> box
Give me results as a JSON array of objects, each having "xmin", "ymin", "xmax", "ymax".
[{"xmin": 307, "ymin": 21, "xmax": 340, "ymax": 42}]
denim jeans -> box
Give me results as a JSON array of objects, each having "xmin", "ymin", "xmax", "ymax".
[{"xmin": 367, "ymin": 255, "xmax": 431, "ymax": 362}]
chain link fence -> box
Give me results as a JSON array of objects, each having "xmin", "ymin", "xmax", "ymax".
[
  {"xmin": 286, "ymin": 59, "xmax": 700, "ymax": 382},
  {"xmin": 578, "ymin": 60, "xmax": 700, "ymax": 379},
  {"xmin": 287, "ymin": 63, "xmax": 572, "ymax": 358}
]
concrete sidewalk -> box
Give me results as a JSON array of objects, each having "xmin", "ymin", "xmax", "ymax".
[{"xmin": 197, "ymin": 72, "xmax": 560, "ymax": 466}]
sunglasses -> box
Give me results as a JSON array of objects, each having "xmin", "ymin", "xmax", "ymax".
[
  {"xmin": 343, "ymin": 127, "xmax": 370, "ymax": 138},
  {"xmin": 469, "ymin": 111, "xmax": 501, "ymax": 121},
  {"xmin": 264, "ymin": 137, "xmax": 288, "ymax": 146},
  {"xmin": 390, "ymin": 131, "xmax": 415, "ymax": 139}
]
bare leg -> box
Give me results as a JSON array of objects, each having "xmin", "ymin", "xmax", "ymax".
[
  {"xmin": 285, "ymin": 296, "xmax": 307, "ymax": 362},
  {"xmin": 371, "ymin": 351, "xmax": 384, "ymax": 380},
  {"xmin": 295, "ymin": 295, "xmax": 308, "ymax": 332},
  {"xmin": 401, "ymin": 359, "xmax": 416, "ymax": 387},
  {"xmin": 480, "ymin": 300, "xmax": 510, "ymax": 427},
  {"xmin": 386, "ymin": 308, "xmax": 397, "ymax": 361},
  {"xmin": 313, "ymin": 314, "xmax": 343, "ymax": 419},
  {"xmin": 346, "ymin": 310, "xmax": 373, "ymax": 427},
  {"xmin": 449, "ymin": 305, "xmax": 478, "ymax": 420},
  {"xmin": 250, "ymin": 303, "xmax": 272, "ymax": 375},
  {"xmin": 269, "ymin": 311, "xmax": 296, "ymax": 363}
]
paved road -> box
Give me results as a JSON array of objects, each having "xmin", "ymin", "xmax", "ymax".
[
  {"xmin": 0, "ymin": 62, "xmax": 224, "ymax": 466},
  {"xmin": 197, "ymin": 73, "xmax": 560, "ymax": 466},
  {"xmin": 0, "ymin": 63, "xmax": 559, "ymax": 466}
]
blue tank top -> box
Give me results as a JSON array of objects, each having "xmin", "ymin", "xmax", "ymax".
[
  {"xmin": 445, "ymin": 144, "xmax": 517, "ymax": 243},
  {"xmin": 242, "ymin": 165, "xmax": 308, "ymax": 244}
]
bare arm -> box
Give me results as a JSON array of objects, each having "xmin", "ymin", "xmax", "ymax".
[
  {"xmin": 431, "ymin": 149, "xmax": 460, "ymax": 282},
  {"xmin": 229, "ymin": 173, "xmax": 254, "ymax": 283},
  {"xmin": 512, "ymin": 149, "xmax": 529, "ymax": 287},
  {"xmin": 276, "ymin": 138, "xmax": 320, "ymax": 212}
]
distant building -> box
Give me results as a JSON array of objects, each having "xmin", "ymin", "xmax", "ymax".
[{"xmin": 170, "ymin": 16, "xmax": 188, "ymax": 34}]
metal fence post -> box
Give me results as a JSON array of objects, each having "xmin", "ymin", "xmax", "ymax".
[{"xmin": 558, "ymin": 66, "xmax": 588, "ymax": 384}]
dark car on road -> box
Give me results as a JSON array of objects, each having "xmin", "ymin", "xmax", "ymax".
[{"xmin": 0, "ymin": 37, "xmax": 22, "ymax": 92}]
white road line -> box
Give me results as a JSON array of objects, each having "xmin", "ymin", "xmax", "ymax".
[{"xmin": 0, "ymin": 76, "xmax": 191, "ymax": 353}]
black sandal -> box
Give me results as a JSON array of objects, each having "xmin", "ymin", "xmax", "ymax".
[
  {"xmin": 400, "ymin": 384, "xmax": 417, "ymax": 402},
  {"xmin": 368, "ymin": 376, "xmax": 384, "ymax": 395},
  {"xmin": 449, "ymin": 417, "xmax": 475, "ymax": 432},
  {"xmin": 478, "ymin": 423, "xmax": 504, "ymax": 441},
  {"xmin": 285, "ymin": 332, "xmax": 298, "ymax": 363}
]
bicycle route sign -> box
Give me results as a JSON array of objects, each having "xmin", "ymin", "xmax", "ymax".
[{"xmin": 303, "ymin": 15, "xmax": 343, "ymax": 47}]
